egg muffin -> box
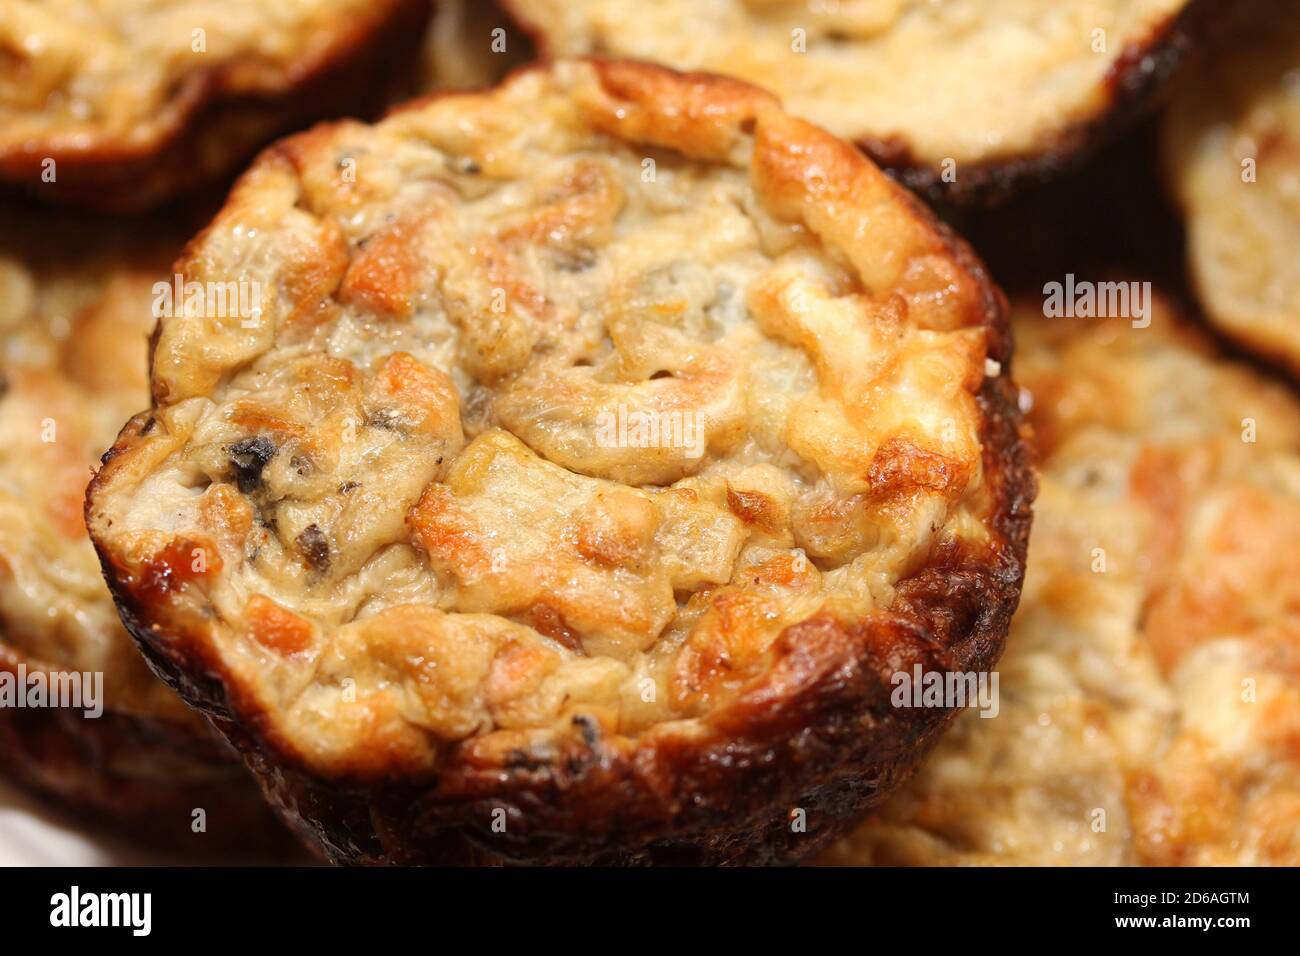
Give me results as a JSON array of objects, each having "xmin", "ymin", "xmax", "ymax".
[
  {"xmin": 87, "ymin": 60, "xmax": 1032, "ymax": 865},
  {"xmin": 1163, "ymin": 0, "xmax": 1300, "ymax": 377},
  {"xmin": 506, "ymin": 0, "xmax": 1203, "ymax": 202}
]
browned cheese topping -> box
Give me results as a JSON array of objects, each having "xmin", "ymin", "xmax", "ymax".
[{"xmin": 88, "ymin": 60, "xmax": 1018, "ymax": 779}]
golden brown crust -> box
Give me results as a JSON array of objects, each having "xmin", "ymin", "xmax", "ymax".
[
  {"xmin": 504, "ymin": 0, "xmax": 1206, "ymax": 204},
  {"xmin": 822, "ymin": 291, "xmax": 1300, "ymax": 866},
  {"xmin": 88, "ymin": 59, "xmax": 1031, "ymax": 865},
  {"xmin": 0, "ymin": 0, "xmax": 430, "ymax": 211}
]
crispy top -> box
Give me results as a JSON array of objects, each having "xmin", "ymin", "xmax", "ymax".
[
  {"xmin": 823, "ymin": 293, "xmax": 1300, "ymax": 866},
  {"xmin": 507, "ymin": 0, "xmax": 1190, "ymax": 169},
  {"xmin": 1163, "ymin": 5, "xmax": 1300, "ymax": 375},
  {"xmin": 0, "ymin": 225, "xmax": 191, "ymax": 721},
  {"xmin": 0, "ymin": 0, "xmax": 401, "ymax": 158},
  {"xmin": 89, "ymin": 59, "xmax": 1012, "ymax": 779}
]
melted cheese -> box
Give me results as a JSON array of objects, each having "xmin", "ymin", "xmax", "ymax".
[{"xmin": 89, "ymin": 60, "xmax": 1006, "ymax": 776}]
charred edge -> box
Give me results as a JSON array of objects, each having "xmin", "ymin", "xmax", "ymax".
[
  {"xmin": 250, "ymin": 521, "xmax": 1024, "ymax": 865},
  {"xmin": 503, "ymin": 0, "xmax": 1207, "ymax": 206},
  {"xmin": 893, "ymin": 373, "xmax": 1035, "ymax": 673},
  {"xmin": 88, "ymin": 277, "xmax": 1032, "ymax": 868},
  {"xmin": 862, "ymin": 0, "xmax": 1211, "ymax": 206},
  {"xmin": 253, "ymin": 617, "xmax": 968, "ymax": 865},
  {"xmin": 93, "ymin": 438, "xmax": 1029, "ymax": 864}
]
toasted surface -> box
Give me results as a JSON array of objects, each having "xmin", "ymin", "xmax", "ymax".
[
  {"xmin": 506, "ymin": 0, "xmax": 1198, "ymax": 200},
  {"xmin": 822, "ymin": 292, "xmax": 1300, "ymax": 866},
  {"xmin": 1163, "ymin": 3, "xmax": 1300, "ymax": 376},
  {"xmin": 0, "ymin": 0, "xmax": 428, "ymax": 209},
  {"xmin": 87, "ymin": 59, "xmax": 1031, "ymax": 865},
  {"xmin": 0, "ymin": 217, "xmax": 286, "ymax": 851}
]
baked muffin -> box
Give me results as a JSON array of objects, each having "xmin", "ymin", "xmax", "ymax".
[
  {"xmin": 505, "ymin": 0, "xmax": 1203, "ymax": 202},
  {"xmin": 822, "ymin": 291, "xmax": 1300, "ymax": 866},
  {"xmin": 1163, "ymin": 0, "xmax": 1300, "ymax": 376},
  {"xmin": 0, "ymin": 0, "xmax": 429, "ymax": 211},
  {"xmin": 86, "ymin": 59, "xmax": 1032, "ymax": 865},
  {"xmin": 0, "ymin": 217, "xmax": 289, "ymax": 853}
]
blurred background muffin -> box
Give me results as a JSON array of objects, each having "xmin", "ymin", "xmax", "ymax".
[
  {"xmin": 1162, "ymin": 0, "xmax": 1300, "ymax": 376},
  {"xmin": 0, "ymin": 0, "xmax": 430, "ymax": 210},
  {"xmin": 0, "ymin": 207, "xmax": 295, "ymax": 855},
  {"xmin": 823, "ymin": 293, "xmax": 1300, "ymax": 865},
  {"xmin": 504, "ymin": 0, "xmax": 1205, "ymax": 201}
]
